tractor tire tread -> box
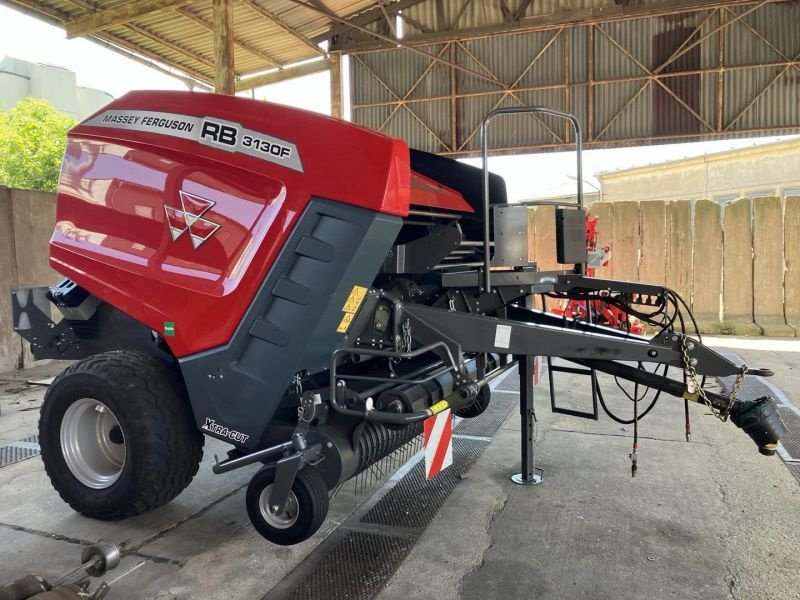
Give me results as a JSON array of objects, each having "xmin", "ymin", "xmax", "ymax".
[{"xmin": 40, "ymin": 351, "xmax": 203, "ymax": 520}]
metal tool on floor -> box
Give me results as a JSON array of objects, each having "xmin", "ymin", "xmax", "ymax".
[{"xmin": 0, "ymin": 540, "xmax": 142, "ymax": 600}]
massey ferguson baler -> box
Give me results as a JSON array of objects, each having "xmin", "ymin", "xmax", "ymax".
[{"xmin": 11, "ymin": 92, "xmax": 785, "ymax": 545}]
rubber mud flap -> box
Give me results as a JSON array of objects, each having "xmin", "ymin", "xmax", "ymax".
[{"xmin": 729, "ymin": 396, "xmax": 787, "ymax": 456}]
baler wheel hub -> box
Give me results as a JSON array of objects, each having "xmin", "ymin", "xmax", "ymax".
[
  {"xmin": 60, "ymin": 399, "xmax": 126, "ymax": 489},
  {"xmin": 260, "ymin": 485, "xmax": 300, "ymax": 529}
]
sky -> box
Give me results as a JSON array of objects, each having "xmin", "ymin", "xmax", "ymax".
[{"xmin": 1, "ymin": 4, "xmax": 796, "ymax": 202}]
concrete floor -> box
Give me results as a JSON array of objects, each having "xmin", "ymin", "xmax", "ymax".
[{"xmin": 1, "ymin": 339, "xmax": 799, "ymax": 600}]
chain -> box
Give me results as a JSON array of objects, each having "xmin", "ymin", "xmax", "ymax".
[
  {"xmin": 402, "ymin": 319, "xmax": 412, "ymax": 353},
  {"xmin": 297, "ymin": 391, "xmax": 316, "ymax": 423},
  {"xmin": 680, "ymin": 336, "xmax": 746, "ymax": 421},
  {"xmin": 292, "ymin": 373, "xmax": 303, "ymax": 396},
  {"xmin": 292, "ymin": 374, "xmax": 317, "ymax": 423}
]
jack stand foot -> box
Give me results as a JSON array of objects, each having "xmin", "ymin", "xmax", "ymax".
[
  {"xmin": 511, "ymin": 470, "xmax": 543, "ymax": 486},
  {"xmin": 512, "ymin": 355, "xmax": 543, "ymax": 488}
]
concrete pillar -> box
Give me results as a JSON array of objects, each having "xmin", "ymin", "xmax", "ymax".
[
  {"xmin": 753, "ymin": 197, "xmax": 793, "ymax": 336},
  {"xmin": 692, "ymin": 199, "xmax": 723, "ymax": 332},
  {"xmin": 722, "ymin": 198, "xmax": 760, "ymax": 335},
  {"xmin": 785, "ymin": 196, "xmax": 800, "ymax": 335},
  {"xmin": 213, "ymin": 0, "xmax": 235, "ymax": 95},
  {"xmin": 329, "ymin": 51, "xmax": 343, "ymax": 119}
]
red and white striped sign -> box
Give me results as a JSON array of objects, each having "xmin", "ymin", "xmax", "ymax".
[{"xmin": 424, "ymin": 408, "xmax": 453, "ymax": 480}]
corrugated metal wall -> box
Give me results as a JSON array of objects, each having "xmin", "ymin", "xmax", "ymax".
[{"xmin": 349, "ymin": 2, "xmax": 800, "ymax": 156}]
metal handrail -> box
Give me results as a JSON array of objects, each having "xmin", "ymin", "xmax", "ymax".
[
  {"xmin": 492, "ymin": 200, "xmax": 584, "ymax": 208},
  {"xmin": 479, "ymin": 106, "xmax": 585, "ymax": 292}
]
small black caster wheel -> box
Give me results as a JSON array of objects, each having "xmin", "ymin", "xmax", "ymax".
[
  {"xmin": 454, "ymin": 385, "xmax": 491, "ymax": 419},
  {"xmin": 246, "ymin": 466, "xmax": 329, "ymax": 545}
]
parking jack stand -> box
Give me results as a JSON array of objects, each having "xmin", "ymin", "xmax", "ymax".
[{"xmin": 511, "ymin": 355, "xmax": 543, "ymax": 486}]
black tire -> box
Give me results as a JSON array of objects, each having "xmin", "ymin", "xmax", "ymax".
[
  {"xmin": 39, "ymin": 351, "xmax": 204, "ymax": 520},
  {"xmin": 454, "ymin": 385, "xmax": 491, "ymax": 419},
  {"xmin": 246, "ymin": 466, "xmax": 329, "ymax": 545}
]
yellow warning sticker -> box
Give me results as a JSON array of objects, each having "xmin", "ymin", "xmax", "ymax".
[
  {"xmin": 336, "ymin": 312, "xmax": 354, "ymax": 333},
  {"xmin": 336, "ymin": 285, "xmax": 368, "ymax": 333},
  {"xmin": 343, "ymin": 299, "xmax": 362, "ymax": 313},
  {"xmin": 343, "ymin": 285, "xmax": 367, "ymax": 310},
  {"xmin": 429, "ymin": 400, "xmax": 450, "ymax": 415}
]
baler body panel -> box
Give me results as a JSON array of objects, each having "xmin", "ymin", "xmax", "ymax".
[
  {"xmin": 180, "ymin": 198, "xmax": 401, "ymax": 447},
  {"xmin": 51, "ymin": 91, "xmax": 411, "ymax": 357},
  {"xmin": 410, "ymin": 171, "xmax": 474, "ymax": 213}
]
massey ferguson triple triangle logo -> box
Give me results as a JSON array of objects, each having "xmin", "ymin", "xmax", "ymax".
[{"xmin": 164, "ymin": 191, "xmax": 221, "ymax": 249}]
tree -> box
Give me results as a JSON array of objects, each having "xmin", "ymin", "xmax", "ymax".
[{"xmin": 0, "ymin": 98, "xmax": 76, "ymax": 192}]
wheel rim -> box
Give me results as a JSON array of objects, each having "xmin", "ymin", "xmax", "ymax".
[
  {"xmin": 60, "ymin": 398, "xmax": 126, "ymax": 489},
  {"xmin": 258, "ymin": 485, "xmax": 299, "ymax": 530}
]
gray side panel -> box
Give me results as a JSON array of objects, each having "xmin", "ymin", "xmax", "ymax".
[{"xmin": 179, "ymin": 198, "xmax": 402, "ymax": 448}]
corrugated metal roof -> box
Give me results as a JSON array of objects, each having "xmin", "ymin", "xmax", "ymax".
[
  {"xmin": 1, "ymin": 0, "xmax": 378, "ymax": 86},
  {"xmin": 5, "ymin": 0, "xmax": 798, "ymax": 155},
  {"xmin": 350, "ymin": 1, "xmax": 800, "ymax": 156}
]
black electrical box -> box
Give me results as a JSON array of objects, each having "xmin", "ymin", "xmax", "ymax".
[
  {"xmin": 555, "ymin": 208, "xmax": 587, "ymax": 265},
  {"xmin": 49, "ymin": 278, "xmax": 90, "ymax": 308}
]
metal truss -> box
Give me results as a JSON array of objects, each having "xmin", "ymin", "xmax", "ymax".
[{"xmin": 347, "ymin": 0, "xmax": 800, "ymax": 156}]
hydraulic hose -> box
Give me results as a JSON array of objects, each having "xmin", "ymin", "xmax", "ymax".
[{"xmin": 574, "ymin": 358, "xmax": 786, "ymax": 455}]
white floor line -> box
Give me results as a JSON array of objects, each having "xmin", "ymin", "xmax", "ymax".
[
  {"xmin": 777, "ymin": 445, "xmax": 800, "ymax": 463},
  {"xmin": 703, "ymin": 337, "xmax": 800, "ymax": 352}
]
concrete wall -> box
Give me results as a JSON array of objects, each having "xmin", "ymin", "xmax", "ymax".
[
  {"xmin": 598, "ymin": 139, "xmax": 800, "ymax": 204},
  {"xmin": 0, "ymin": 186, "xmax": 58, "ymax": 373},
  {"xmin": 528, "ymin": 197, "xmax": 800, "ymax": 336}
]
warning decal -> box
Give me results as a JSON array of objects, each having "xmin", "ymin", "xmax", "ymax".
[
  {"xmin": 424, "ymin": 408, "xmax": 453, "ymax": 480},
  {"xmin": 337, "ymin": 285, "xmax": 368, "ymax": 333},
  {"xmin": 83, "ymin": 109, "xmax": 303, "ymax": 172},
  {"xmin": 494, "ymin": 324, "xmax": 512, "ymax": 349},
  {"xmin": 429, "ymin": 400, "xmax": 449, "ymax": 415}
]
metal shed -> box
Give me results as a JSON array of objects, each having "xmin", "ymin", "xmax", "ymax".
[{"xmin": 3, "ymin": 0, "xmax": 799, "ymax": 153}]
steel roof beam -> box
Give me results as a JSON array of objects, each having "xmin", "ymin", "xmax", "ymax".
[
  {"xmin": 288, "ymin": 0, "xmax": 505, "ymax": 87},
  {"xmin": 175, "ymin": 6, "xmax": 282, "ymax": 68},
  {"xmin": 235, "ymin": 58, "xmax": 330, "ymax": 91},
  {"xmin": 125, "ymin": 22, "xmax": 218, "ymax": 71},
  {"xmin": 312, "ymin": 0, "xmax": 429, "ymax": 43},
  {"xmin": 376, "ymin": 0, "xmax": 399, "ymax": 38},
  {"xmin": 334, "ymin": 0, "xmax": 785, "ymax": 53},
  {"xmin": 64, "ymin": 0, "xmax": 198, "ymax": 39},
  {"xmin": 88, "ymin": 34, "xmax": 213, "ymax": 89},
  {"xmin": 11, "ymin": 0, "xmax": 216, "ymax": 86},
  {"xmin": 240, "ymin": 0, "xmax": 325, "ymax": 56}
]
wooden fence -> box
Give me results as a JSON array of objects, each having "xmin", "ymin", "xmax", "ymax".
[
  {"xmin": 527, "ymin": 197, "xmax": 800, "ymax": 337},
  {"xmin": 1, "ymin": 187, "xmax": 797, "ymax": 373}
]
